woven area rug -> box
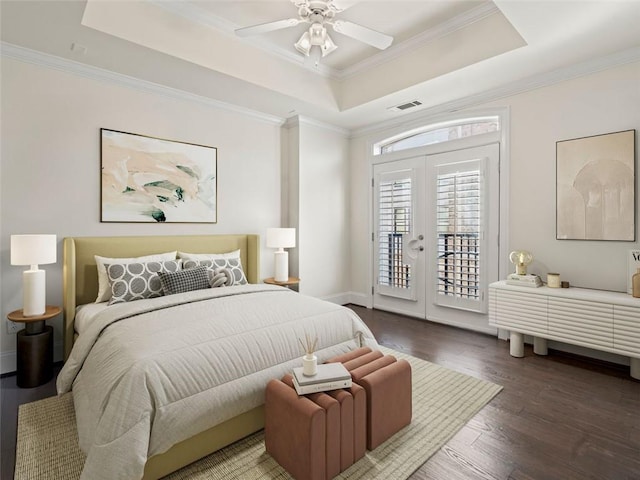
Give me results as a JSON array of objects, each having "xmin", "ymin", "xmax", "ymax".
[{"xmin": 15, "ymin": 347, "xmax": 502, "ymax": 480}]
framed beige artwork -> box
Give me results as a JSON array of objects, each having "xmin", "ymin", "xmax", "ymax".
[
  {"xmin": 101, "ymin": 129, "xmax": 217, "ymax": 223},
  {"xmin": 556, "ymin": 129, "xmax": 635, "ymax": 241}
]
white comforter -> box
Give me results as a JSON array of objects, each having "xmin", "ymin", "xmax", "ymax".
[{"xmin": 57, "ymin": 284, "xmax": 377, "ymax": 480}]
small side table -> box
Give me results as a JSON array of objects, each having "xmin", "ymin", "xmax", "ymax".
[
  {"xmin": 7, "ymin": 305, "xmax": 60, "ymax": 388},
  {"xmin": 264, "ymin": 277, "xmax": 300, "ymax": 291}
]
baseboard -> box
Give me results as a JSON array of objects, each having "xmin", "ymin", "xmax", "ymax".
[
  {"xmin": 321, "ymin": 292, "xmax": 352, "ymax": 305},
  {"xmin": 0, "ymin": 341, "xmax": 64, "ymax": 375},
  {"xmin": 347, "ymin": 292, "xmax": 371, "ymax": 308}
]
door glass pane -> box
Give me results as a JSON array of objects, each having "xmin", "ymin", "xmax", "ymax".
[
  {"xmin": 436, "ymin": 169, "xmax": 481, "ymax": 300},
  {"xmin": 378, "ymin": 178, "xmax": 412, "ymax": 289}
]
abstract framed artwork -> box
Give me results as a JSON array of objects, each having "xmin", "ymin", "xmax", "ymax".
[
  {"xmin": 101, "ymin": 129, "xmax": 217, "ymax": 223},
  {"xmin": 556, "ymin": 129, "xmax": 635, "ymax": 241}
]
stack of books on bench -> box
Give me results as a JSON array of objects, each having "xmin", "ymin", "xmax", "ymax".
[{"xmin": 292, "ymin": 363, "xmax": 352, "ymax": 395}]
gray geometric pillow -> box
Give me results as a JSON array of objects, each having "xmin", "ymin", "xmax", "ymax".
[
  {"xmin": 106, "ymin": 260, "xmax": 182, "ymax": 305},
  {"xmin": 183, "ymin": 258, "xmax": 248, "ymax": 285},
  {"xmin": 157, "ymin": 265, "xmax": 210, "ymax": 295}
]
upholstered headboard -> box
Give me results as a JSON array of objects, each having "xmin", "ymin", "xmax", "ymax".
[{"xmin": 62, "ymin": 234, "xmax": 260, "ymax": 360}]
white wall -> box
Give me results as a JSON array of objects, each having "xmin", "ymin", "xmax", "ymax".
[
  {"xmin": 350, "ymin": 61, "xmax": 640, "ymax": 305},
  {"xmin": 0, "ymin": 57, "xmax": 283, "ymax": 373},
  {"xmin": 489, "ymin": 62, "xmax": 640, "ymax": 291},
  {"xmin": 287, "ymin": 118, "xmax": 351, "ymax": 302},
  {"xmin": 349, "ymin": 135, "xmax": 372, "ymax": 306}
]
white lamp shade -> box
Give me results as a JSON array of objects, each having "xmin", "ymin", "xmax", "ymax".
[
  {"xmin": 11, "ymin": 234, "xmax": 57, "ymax": 266},
  {"xmin": 266, "ymin": 228, "xmax": 296, "ymax": 249}
]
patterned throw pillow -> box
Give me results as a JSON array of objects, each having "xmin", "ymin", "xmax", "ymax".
[
  {"xmin": 183, "ymin": 258, "xmax": 248, "ymax": 286},
  {"xmin": 106, "ymin": 260, "xmax": 182, "ymax": 304},
  {"xmin": 94, "ymin": 251, "xmax": 177, "ymax": 303},
  {"xmin": 209, "ymin": 268, "xmax": 235, "ymax": 288},
  {"xmin": 157, "ymin": 266, "xmax": 210, "ymax": 295}
]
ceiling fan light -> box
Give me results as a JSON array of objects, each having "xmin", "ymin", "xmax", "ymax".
[
  {"xmin": 321, "ymin": 34, "xmax": 338, "ymax": 57},
  {"xmin": 294, "ymin": 31, "xmax": 311, "ymax": 56},
  {"xmin": 309, "ymin": 23, "xmax": 326, "ymax": 46}
]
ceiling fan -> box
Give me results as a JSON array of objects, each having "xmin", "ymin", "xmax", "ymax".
[{"xmin": 235, "ymin": 0, "xmax": 394, "ymax": 63}]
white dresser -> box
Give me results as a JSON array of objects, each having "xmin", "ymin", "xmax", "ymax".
[{"xmin": 489, "ymin": 280, "xmax": 640, "ymax": 379}]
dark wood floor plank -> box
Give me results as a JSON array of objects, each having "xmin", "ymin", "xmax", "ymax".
[{"xmin": 2, "ymin": 306, "xmax": 638, "ymax": 480}]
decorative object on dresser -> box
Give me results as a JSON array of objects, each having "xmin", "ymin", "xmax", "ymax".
[
  {"xmin": 633, "ymin": 268, "xmax": 640, "ymax": 298},
  {"xmin": 10, "ymin": 234, "xmax": 57, "ymax": 316},
  {"xmin": 8, "ymin": 306, "xmax": 61, "ymax": 388},
  {"xmin": 506, "ymin": 250, "xmax": 542, "ymax": 287},
  {"xmin": 628, "ymin": 249, "xmax": 640, "ymax": 294},
  {"xmin": 266, "ymin": 227, "xmax": 296, "ymax": 282},
  {"xmin": 100, "ymin": 128, "xmax": 217, "ymax": 223},
  {"xmin": 556, "ymin": 129, "xmax": 635, "ymax": 241},
  {"xmin": 546, "ymin": 272, "xmax": 561, "ymax": 288},
  {"xmin": 489, "ymin": 280, "xmax": 640, "ymax": 379},
  {"xmin": 510, "ymin": 250, "xmax": 533, "ymax": 275}
]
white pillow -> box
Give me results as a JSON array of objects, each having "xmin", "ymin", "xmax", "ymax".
[
  {"xmin": 177, "ymin": 249, "xmax": 241, "ymax": 261},
  {"xmin": 94, "ymin": 251, "xmax": 177, "ymax": 303}
]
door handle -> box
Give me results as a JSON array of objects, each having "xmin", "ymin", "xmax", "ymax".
[{"xmin": 408, "ymin": 239, "xmax": 424, "ymax": 252}]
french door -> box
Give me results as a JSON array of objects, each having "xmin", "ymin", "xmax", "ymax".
[{"xmin": 373, "ymin": 144, "xmax": 500, "ymax": 331}]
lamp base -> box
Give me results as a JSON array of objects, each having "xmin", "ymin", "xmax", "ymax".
[
  {"xmin": 274, "ymin": 251, "xmax": 289, "ymax": 283},
  {"xmin": 23, "ymin": 269, "xmax": 46, "ymax": 317}
]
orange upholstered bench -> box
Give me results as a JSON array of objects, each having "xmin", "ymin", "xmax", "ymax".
[
  {"xmin": 326, "ymin": 347, "xmax": 412, "ymax": 450},
  {"xmin": 265, "ymin": 374, "xmax": 365, "ymax": 480}
]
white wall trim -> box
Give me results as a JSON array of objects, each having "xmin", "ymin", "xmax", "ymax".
[
  {"xmin": 0, "ymin": 42, "xmax": 286, "ymax": 127},
  {"xmin": 338, "ymin": 2, "xmax": 499, "ymax": 79},
  {"xmin": 351, "ymin": 45, "xmax": 640, "ymax": 138},
  {"xmin": 152, "ymin": 0, "xmax": 498, "ymax": 81},
  {"xmin": 285, "ymin": 115, "xmax": 350, "ymax": 136},
  {"xmin": 348, "ymin": 292, "xmax": 372, "ymax": 308},
  {"xmin": 321, "ymin": 292, "xmax": 352, "ymax": 305},
  {"xmin": 149, "ymin": 0, "xmax": 336, "ymax": 80}
]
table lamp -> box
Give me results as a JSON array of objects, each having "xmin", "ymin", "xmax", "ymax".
[
  {"xmin": 266, "ymin": 228, "xmax": 296, "ymax": 282},
  {"xmin": 11, "ymin": 234, "xmax": 57, "ymax": 316}
]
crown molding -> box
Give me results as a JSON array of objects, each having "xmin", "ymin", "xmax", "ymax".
[
  {"xmin": 0, "ymin": 42, "xmax": 286, "ymax": 126},
  {"xmin": 149, "ymin": 0, "xmax": 338, "ymax": 79},
  {"xmin": 337, "ymin": 2, "xmax": 499, "ymax": 80},
  {"xmin": 149, "ymin": 0, "xmax": 499, "ymax": 82},
  {"xmin": 351, "ymin": 45, "xmax": 640, "ymax": 138},
  {"xmin": 285, "ymin": 115, "xmax": 350, "ymax": 136}
]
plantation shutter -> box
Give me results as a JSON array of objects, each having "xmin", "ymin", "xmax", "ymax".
[
  {"xmin": 377, "ymin": 170, "xmax": 416, "ymax": 300},
  {"xmin": 435, "ymin": 159, "xmax": 486, "ymax": 312}
]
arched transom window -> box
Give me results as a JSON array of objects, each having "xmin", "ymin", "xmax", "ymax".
[{"xmin": 373, "ymin": 116, "xmax": 500, "ymax": 155}]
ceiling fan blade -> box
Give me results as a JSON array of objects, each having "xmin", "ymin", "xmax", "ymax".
[
  {"xmin": 331, "ymin": 20, "xmax": 393, "ymax": 49},
  {"xmin": 235, "ymin": 18, "xmax": 301, "ymax": 38}
]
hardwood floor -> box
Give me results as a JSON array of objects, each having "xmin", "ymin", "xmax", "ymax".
[
  {"xmin": 350, "ymin": 306, "xmax": 640, "ymax": 480},
  {"xmin": 1, "ymin": 307, "xmax": 638, "ymax": 480}
]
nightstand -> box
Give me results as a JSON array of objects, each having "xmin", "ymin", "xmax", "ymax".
[
  {"xmin": 7, "ymin": 305, "xmax": 60, "ymax": 388},
  {"xmin": 264, "ymin": 277, "xmax": 300, "ymax": 291}
]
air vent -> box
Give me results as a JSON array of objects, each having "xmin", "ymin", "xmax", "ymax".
[{"xmin": 388, "ymin": 100, "xmax": 423, "ymax": 112}]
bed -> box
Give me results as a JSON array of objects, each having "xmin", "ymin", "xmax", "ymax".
[{"xmin": 58, "ymin": 234, "xmax": 377, "ymax": 480}]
